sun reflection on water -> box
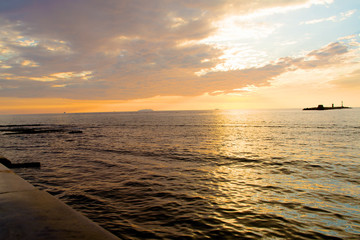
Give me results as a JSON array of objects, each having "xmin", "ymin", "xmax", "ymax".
[
  {"xmin": 195, "ymin": 109, "xmax": 360, "ymax": 237},
  {"xmin": 3, "ymin": 109, "xmax": 359, "ymax": 238}
]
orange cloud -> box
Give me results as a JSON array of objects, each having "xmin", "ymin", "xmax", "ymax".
[{"xmin": 0, "ymin": 0, "xmax": 359, "ymax": 113}]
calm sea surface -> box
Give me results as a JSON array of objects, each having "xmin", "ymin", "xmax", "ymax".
[{"xmin": 0, "ymin": 109, "xmax": 359, "ymax": 239}]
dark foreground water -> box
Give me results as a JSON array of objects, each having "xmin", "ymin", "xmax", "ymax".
[{"xmin": 0, "ymin": 109, "xmax": 359, "ymax": 239}]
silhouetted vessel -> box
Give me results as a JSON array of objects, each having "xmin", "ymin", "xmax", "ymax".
[{"xmin": 303, "ymin": 102, "xmax": 351, "ymax": 111}]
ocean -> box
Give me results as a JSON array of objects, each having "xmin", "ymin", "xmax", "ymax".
[{"xmin": 0, "ymin": 109, "xmax": 359, "ymax": 239}]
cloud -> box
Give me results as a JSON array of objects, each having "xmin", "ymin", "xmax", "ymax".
[
  {"xmin": 300, "ymin": 9, "xmax": 357, "ymax": 25},
  {"xmin": 289, "ymin": 42, "xmax": 349, "ymax": 69},
  {"xmin": 330, "ymin": 69, "xmax": 360, "ymax": 89},
  {"xmin": 0, "ymin": 0, "xmax": 354, "ymax": 101},
  {"xmin": 301, "ymin": 16, "xmax": 337, "ymax": 25},
  {"xmin": 2, "ymin": 39, "xmax": 354, "ymax": 100}
]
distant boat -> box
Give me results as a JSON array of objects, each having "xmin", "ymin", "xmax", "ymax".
[{"xmin": 303, "ymin": 102, "xmax": 351, "ymax": 111}]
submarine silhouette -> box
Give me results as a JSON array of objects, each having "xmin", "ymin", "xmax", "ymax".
[{"xmin": 303, "ymin": 102, "xmax": 351, "ymax": 111}]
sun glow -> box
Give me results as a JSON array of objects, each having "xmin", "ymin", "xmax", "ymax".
[
  {"xmin": 197, "ymin": 15, "xmax": 281, "ymax": 75},
  {"xmin": 0, "ymin": 0, "xmax": 359, "ymax": 114}
]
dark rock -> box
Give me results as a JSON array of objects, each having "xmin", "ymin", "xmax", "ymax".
[
  {"xmin": 68, "ymin": 130, "xmax": 83, "ymax": 134},
  {"xmin": 0, "ymin": 156, "xmax": 13, "ymax": 168},
  {"xmin": 2, "ymin": 128, "xmax": 64, "ymax": 135},
  {"xmin": 10, "ymin": 162, "xmax": 41, "ymax": 168},
  {"xmin": 0, "ymin": 156, "xmax": 41, "ymax": 168}
]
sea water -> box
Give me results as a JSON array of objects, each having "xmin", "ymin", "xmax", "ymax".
[{"xmin": 0, "ymin": 109, "xmax": 359, "ymax": 239}]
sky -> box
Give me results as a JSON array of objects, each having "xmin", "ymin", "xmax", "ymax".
[{"xmin": 0, "ymin": 0, "xmax": 359, "ymax": 114}]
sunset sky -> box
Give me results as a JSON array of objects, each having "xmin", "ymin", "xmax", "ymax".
[{"xmin": 0, "ymin": 0, "xmax": 359, "ymax": 114}]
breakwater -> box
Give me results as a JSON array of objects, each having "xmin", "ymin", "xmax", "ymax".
[{"xmin": 0, "ymin": 155, "xmax": 119, "ymax": 240}]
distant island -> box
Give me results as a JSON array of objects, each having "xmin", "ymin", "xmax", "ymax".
[
  {"xmin": 137, "ymin": 109, "xmax": 154, "ymax": 112},
  {"xmin": 303, "ymin": 102, "xmax": 351, "ymax": 111}
]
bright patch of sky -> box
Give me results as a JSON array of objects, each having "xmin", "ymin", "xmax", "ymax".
[{"xmin": 201, "ymin": 0, "xmax": 359, "ymax": 73}]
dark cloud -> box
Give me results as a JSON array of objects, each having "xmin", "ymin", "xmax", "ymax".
[{"xmin": 0, "ymin": 0, "xmax": 30, "ymax": 12}]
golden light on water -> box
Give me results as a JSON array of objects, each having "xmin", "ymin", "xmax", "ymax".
[
  {"xmin": 1, "ymin": 107, "xmax": 358, "ymax": 238},
  {"xmin": 200, "ymin": 108, "xmax": 357, "ymax": 226}
]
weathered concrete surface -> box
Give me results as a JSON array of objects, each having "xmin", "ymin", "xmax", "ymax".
[
  {"xmin": 0, "ymin": 161, "xmax": 35, "ymax": 193},
  {"xmin": 0, "ymin": 163, "xmax": 120, "ymax": 240}
]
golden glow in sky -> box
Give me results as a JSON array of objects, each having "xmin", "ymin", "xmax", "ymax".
[{"xmin": 0, "ymin": 0, "xmax": 359, "ymax": 114}]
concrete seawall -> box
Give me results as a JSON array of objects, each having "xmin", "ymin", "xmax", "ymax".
[{"xmin": 0, "ymin": 162, "xmax": 120, "ymax": 240}]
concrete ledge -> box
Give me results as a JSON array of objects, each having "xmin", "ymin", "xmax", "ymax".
[
  {"xmin": 0, "ymin": 163, "xmax": 120, "ymax": 240},
  {"xmin": 0, "ymin": 168, "xmax": 35, "ymax": 193}
]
